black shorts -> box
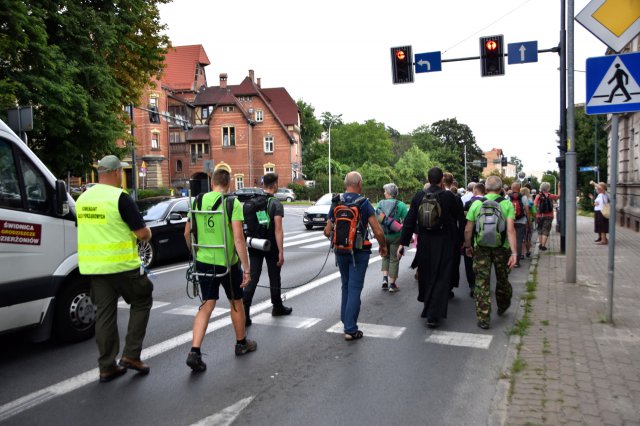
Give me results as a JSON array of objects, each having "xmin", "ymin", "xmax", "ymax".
[{"xmin": 195, "ymin": 261, "xmax": 243, "ymax": 300}]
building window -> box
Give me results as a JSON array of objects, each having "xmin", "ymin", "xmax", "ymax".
[
  {"xmin": 235, "ymin": 175, "xmax": 244, "ymax": 190},
  {"xmin": 201, "ymin": 107, "xmax": 209, "ymax": 120},
  {"xmin": 149, "ymin": 97, "xmax": 158, "ymax": 107},
  {"xmin": 176, "ymin": 160, "xmax": 183, "ymax": 172},
  {"xmin": 238, "ymin": 96, "xmax": 252, "ymax": 103},
  {"xmin": 169, "ymin": 131, "xmax": 185, "ymax": 143},
  {"xmin": 264, "ymin": 135, "xmax": 274, "ymax": 153},
  {"xmin": 190, "ymin": 143, "xmax": 209, "ymax": 163},
  {"xmin": 222, "ymin": 106, "xmax": 234, "ymax": 113},
  {"xmin": 264, "ymin": 164, "xmax": 275, "ymax": 174},
  {"xmin": 151, "ymin": 133, "xmax": 159, "ymax": 150},
  {"xmin": 222, "ymin": 126, "xmax": 235, "ymax": 147},
  {"xmin": 255, "ymin": 110, "xmax": 263, "ymax": 122}
]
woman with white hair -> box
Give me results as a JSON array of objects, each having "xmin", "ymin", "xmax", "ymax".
[
  {"xmin": 377, "ymin": 183, "xmax": 408, "ymax": 292},
  {"xmin": 534, "ymin": 181, "xmax": 560, "ymax": 251},
  {"xmin": 588, "ymin": 182, "xmax": 609, "ymax": 245}
]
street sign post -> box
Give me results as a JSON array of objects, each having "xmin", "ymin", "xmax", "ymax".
[
  {"xmin": 586, "ymin": 52, "xmax": 640, "ymax": 115},
  {"xmin": 414, "ymin": 52, "xmax": 442, "ymax": 73},
  {"xmin": 576, "ymin": 0, "xmax": 640, "ymax": 53},
  {"xmin": 578, "ymin": 166, "xmax": 598, "ymax": 172},
  {"xmin": 507, "ymin": 41, "xmax": 538, "ymax": 65}
]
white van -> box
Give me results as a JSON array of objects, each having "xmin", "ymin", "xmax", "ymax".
[{"xmin": 0, "ymin": 119, "xmax": 94, "ymax": 342}]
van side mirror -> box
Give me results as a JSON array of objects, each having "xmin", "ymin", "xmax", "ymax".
[
  {"xmin": 168, "ymin": 212, "xmax": 182, "ymax": 222},
  {"xmin": 55, "ymin": 180, "xmax": 70, "ymax": 216}
]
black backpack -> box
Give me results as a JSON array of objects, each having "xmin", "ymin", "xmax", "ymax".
[
  {"xmin": 417, "ymin": 189, "xmax": 443, "ymax": 231},
  {"xmin": 243, "ymin": 194, "xmax": 274, "ymax": 239},
  {"xmin": 538, "ymin": 193, "xmax": 553, "ymax": 214}
]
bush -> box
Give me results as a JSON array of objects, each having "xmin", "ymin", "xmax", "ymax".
[{"xmin": 135, "ymin": 188, "xmax": 171, "ymax": 199}]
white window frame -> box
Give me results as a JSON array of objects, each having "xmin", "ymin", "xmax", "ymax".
[
  {"xmin": 264, "ymin": 135, "xmax": 274, "ymax": 153},
  {"xmin": 264, "ymin": 164, "xmax": 275, "ymax": 174},
  {"xmin": 151, "ymin": 132, "xmax": 159, "ymax": 150},
  {"xmin": 222, "ymin": 106, "xmax": 234, "ymax": 113},
  {"xmin": 235, "ymin": 175, "xmax": 244, "ymax": 190},
  {"xmin": 255, "ymin": 110, "xmax": 264, "ymax": 122},
  {"xmin": 222, "ymin": 126, "xmax": 235, "ymax": 147}
]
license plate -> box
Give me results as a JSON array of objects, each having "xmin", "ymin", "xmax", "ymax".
[{"xmin": 313, "ymin": 217, "xmax": 325, "ymax": 222}]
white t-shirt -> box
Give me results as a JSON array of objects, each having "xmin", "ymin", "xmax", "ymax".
[{"xmin": 594, "ymin": 193, "xmax": 608, "ymax": 212}]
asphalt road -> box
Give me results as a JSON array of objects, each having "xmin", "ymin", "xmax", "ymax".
[{"xmin": 0, "ymin": 205, "xmax": 528, "ymax": 425}]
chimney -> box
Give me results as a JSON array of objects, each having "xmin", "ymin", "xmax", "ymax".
[
  {"xmin": 248, "ymin": 69, "xmax": 255, "ymax": 82},
  {"xmin": 256, "ymin": 77, "xmax": 261, "ymax": 88},
  {"xmin": 219, "ymin": 73, "xmax": 227, "ymax": 89}
]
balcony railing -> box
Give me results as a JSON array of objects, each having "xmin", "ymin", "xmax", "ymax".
[{"xmin": 170, "ymin": 144, "xmax": 189, "ymax": 154}]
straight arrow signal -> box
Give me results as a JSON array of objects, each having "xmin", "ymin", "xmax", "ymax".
[
  {"xmin": 417, "ymin": 59, "xmax": 431, "ymax": 71},
  {"xmin": 519, "ymin": 45, "xmax": 526, "ymax": 62}
]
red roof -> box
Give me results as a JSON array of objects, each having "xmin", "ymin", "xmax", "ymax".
[
  {"xmin": 261, "ymin": 88, "xmax": 298, "ymax": 125},
  {"xmin": 162, "ymin": 45, "xmax": 210, "ymax": 91},
  {"xmin": 186, "ymin": 126, "xmax": 210, "ymax": 141}
]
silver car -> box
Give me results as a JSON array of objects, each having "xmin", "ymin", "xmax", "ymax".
[
  {"xmin": 275, "ymin": 188, "xmax": 296, "ymax": 202},
  {"xmin": 302, "ymin": 193, "xmax": 335, "ymax": 230}
]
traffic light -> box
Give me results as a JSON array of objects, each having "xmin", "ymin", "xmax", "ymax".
[
  {"xmin": 390, "ymin": 46, "xmax": 414, "ymax": 84},
  {"xmin": 148, "ymin": 105, "xmax": 160, "ymax": 123},
  {"xmin": 480, "ymin": 35, "xmax": 504, "ymax": 77}
]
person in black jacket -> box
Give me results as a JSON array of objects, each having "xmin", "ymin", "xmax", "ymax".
[{"xmin": 397, "ymin": 167, "xmax": 463, "ymax": 329}]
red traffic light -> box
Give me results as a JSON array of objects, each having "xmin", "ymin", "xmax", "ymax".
[
  {"xmin": 485, "ymin": 40, "xmax": 498, "ymax": 51},
  {"xmin": 395, "ymin": 50, "xmax": 407, "ymax": 61}
]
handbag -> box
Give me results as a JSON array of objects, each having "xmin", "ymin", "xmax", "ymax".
[{"xmin": 601, "ymin": 194, "xmax": 610, "ymax": 219}]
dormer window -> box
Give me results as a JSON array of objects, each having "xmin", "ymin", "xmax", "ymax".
[
  {"xmin": 255, "ymin": 110, "xmax": 264, "ymax": 122},
  {"xmin": 222, "ymin": 106, "xmax": 234, "ymax": 113}
]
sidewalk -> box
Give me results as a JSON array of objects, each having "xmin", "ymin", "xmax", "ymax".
[{"xmin": 498, "ymin": 216, "xmax": 640, "ymax": 425}]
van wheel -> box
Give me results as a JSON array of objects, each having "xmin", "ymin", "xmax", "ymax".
[
  {"xmin": 54, "ymin": 276, "xmax": 95, "ymax": 342},
  {"xmin": 138, "ymin": 240, "xmax": 155, "ymax": 268}
]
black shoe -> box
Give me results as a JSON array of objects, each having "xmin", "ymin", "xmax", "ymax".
[
  {"xmin": 245, "ymin": 317, "xmax": 252, "ymax": 327},
  {"xmin": 469, "ymin": 289, "xmax": 474, "ymax": 298},
  {"xmin": 477, "ymin": 321, "xmax": 490, "ymax": 330},
  {"xmin": 540, "ymin": 246, "xmax": 547, "ymax": 251},
  {"xmin": 426, "ymin": 317, "xmax": 439, "ymax": 328},
  {"xmin": 381, "ymin": 282, "xmax": 389, "ymax": 291},
  {"xmin": 498, "ymin": 304, "xmax": 510, "ymax": 316},
  {"xmin": 186, "ymin": 352, "xmax": 206, "ymax": 372},
  {"xmin": 526, "ymin": 252, "xmax": 531, "ymax": 257},
  {"xmin": 99, "ymin": 364, "xmax": 127, "ymax": 383},
  {"xmin": 272, "ymin": 305, "xmax": 292, "ymax": 316},
  {"xmin": 235, "ymin": 339, "xmax": 257, "ymax": 356}
]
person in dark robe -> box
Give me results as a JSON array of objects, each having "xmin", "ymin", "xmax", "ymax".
[
  {"xmin": 397, "ymin": 167, "xmax": 462, "ymax": 329},
  {"xmin": 443, "ymin": 173, "xmax": 465, "ymax": 298}
]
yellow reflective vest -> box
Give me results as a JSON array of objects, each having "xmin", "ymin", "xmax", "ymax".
[
  {"xmin": 192, "ymin": 192, "xmax": 241, "ymax": 266},
  {"xmin": 76, "ymin": 184, "xmax": 140, "ymax": 274}
]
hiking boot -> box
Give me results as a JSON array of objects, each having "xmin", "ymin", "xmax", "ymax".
[
  {"xmin": 235, "ymin": 339, "xmax": 257, "ymax": 356},
  {"xmin": 186, "ymin": 352, "xmax": 206, "ymax": 372},
  {"xmin": 272, "ymin": 305, "xmax": 292, "ymax": 316},
  {"xmin": 118, "ymin": 356, "xmax": 150, "ymax": 374},
  {"xmin": 388, "ymin": 283, "xmax": 399, "ymax": 293},
  {"xmin": 477, "ymin": 321, "xmax": 490, "ymax": 330},
  {"xmin": 381, "ymin": 282, "xmax": 389, "ymax": 291}
]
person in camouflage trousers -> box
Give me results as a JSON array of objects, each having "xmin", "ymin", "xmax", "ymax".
[{"xmin": 463, "ymin": 175, "xmax": 518, "ymax": 329}]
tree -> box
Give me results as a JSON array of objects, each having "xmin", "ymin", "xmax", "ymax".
[
  {"xmin": 574, "ymin": 106, "xmax": 608, "ymax": 209},
  {"xmin": 0, "ymin": 0, "xmax": 170, "ymax": 176},
  {"xmin": 394, "ymin": 145, "xmax": 440, "ymax": 192},
  {"xmin": 320, "ymin": 111, "xmax": 343, "ymax": 130},
  {"xmin": 510, "ymin": 156, "xmax": 523, "ymax": 174},
  {"xmin": 330, "ymin": 120, "xmax": 393, "ymax": 169},
  {"xmin": 297, "ymin": 100, "xmax": 323, "ymax": 172}
]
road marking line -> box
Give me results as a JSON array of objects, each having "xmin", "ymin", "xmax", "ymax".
[
  {"xmin": 425, "ymin": 331, "xmax": 493, "ymax": 349},
  {"xmin": 282, "ymin": 234, "xmax": 327, "ymax": 248},
  {"xmin": 250, "ymin": 313, "xmax": 322, "ymax": 329},
  {"xmin": 164, "ymin": 306, "xmax": 230, "ymax": 317},
  {"xmin": 326, "ymin": 322, "xmax": 406, "ymax": 339},
  {"xmin": 117, "ymin": 300, "xmax": 170, "ymax": 310},
  {"xmin": 190, "ymin": 396, "xmax": 254, "ymax": 426}
]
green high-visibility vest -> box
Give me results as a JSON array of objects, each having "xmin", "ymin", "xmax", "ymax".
[
  {"xmin": 76, "ymin": 184, "xmax": 140, "ymax": 274},
  {"xmin": 192, "ymin": 192, "xmax": 239, "ymax": 267}
]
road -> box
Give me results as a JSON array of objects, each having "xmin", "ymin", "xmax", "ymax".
[{"xmin": 0, "ymin": 205, "xmax": 528, "ymax": 425}]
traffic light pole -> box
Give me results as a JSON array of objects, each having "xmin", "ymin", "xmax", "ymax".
[
  {"xmin": 565, "ymin": 0, "xmax": 577, "ymax": 284},
  {"xmin": 558, "ymin": 0, "xmax": 567, "ymax": 254}
]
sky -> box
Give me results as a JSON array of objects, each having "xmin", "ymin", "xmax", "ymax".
[{"xmin": 158, "ymin": 0, "xmax": 608, "ymax": 174}]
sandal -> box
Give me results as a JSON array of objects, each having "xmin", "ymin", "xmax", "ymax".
[{"xmin": 344, "ymin": 330, "xmax": 364, "ymax": 341}]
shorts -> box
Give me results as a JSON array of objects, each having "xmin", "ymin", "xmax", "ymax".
[
  {"xmin": 537, "ymin": 216, "xmax": 553, "ymax": 236},
  {"xmin": 195, "ymin": 261, "xmax": 243, "ymax": 300}
]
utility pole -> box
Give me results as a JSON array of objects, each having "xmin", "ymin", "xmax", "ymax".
[
  {"xmin": 129, "ymin": 103, "xmax": 138, "ymax": 201},
  {"xmin": 566, "ymin": 0, "xmax": 577, "ymax": 283}
]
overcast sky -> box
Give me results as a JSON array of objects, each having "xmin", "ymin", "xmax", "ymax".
[{"xmin": 158, "ymin": 0, "xmax": 608, "ymax": 174}]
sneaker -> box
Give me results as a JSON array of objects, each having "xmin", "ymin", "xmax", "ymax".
[
  {"xmin": 272, "ymin": 305, "xmax": 292, "ymax": 316},
  {"xmin": 388, "ymin": 283, "xmax": 399, "ymax": 293},
  {"xmin": 477, "ymin": 321, "xmax": 490, "ymax": 330},
  {"xmin": 235, "ymin": 339, "xmax": 257, "ymax": 356},
  {"xmin": 381, "ymin": 282, "xmax": 388, "ymax": 291},
  {"xmin": 186, "ymin": 352, "xmax": 206, "ymax": 372},
  {"xmin": 540, "ymin": 246, "xmax": 547, "ymax": 251}
]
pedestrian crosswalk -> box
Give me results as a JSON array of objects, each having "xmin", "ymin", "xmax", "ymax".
[{"xmin": 282, "ymin": 232, "xmax": 382, "ymax": 250}]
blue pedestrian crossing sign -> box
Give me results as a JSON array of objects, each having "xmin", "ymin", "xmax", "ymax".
[
  {"xmin": 586, "ymin": 52, "xmax": 640, "ymax": 115},
  {"xmin": 507, "ymin": 41, "xmax": 538, "ymax": 64},
  {"xmin": 414, "ymin": 51, "xmax": 442, "ymax": 73}
]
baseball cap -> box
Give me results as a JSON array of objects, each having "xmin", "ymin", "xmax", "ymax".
[
  {"xmin": 98, "ymin": 155, "xmax": 129, "ymax": 172},
  {"xmin": 214, "ymin": 162, "xmax": 231, "ymax": 173}
]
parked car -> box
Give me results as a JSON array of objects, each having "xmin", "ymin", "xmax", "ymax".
[
  {"xmin": 82, "ymin": 182, "xmax": 97, "ymax": 192},
  {"xmin": 303, "ymin": 193, "xmax": 336, "ymax": 230},
  {"xmin": 275, "ymin": 187, "xmax": 296, "ymax": 202},
  {"xmin": 234, "ymin": 187, "xmax": 266, "ymax": 202},
  {"xmin": 136, "ymin": 196, "xmax": 190, "ymax": 268}
]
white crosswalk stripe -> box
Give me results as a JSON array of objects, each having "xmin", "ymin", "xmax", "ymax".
[
  {"xmin": 326, "ymin": 322, "xmax": 406, "ymax": 339},
  {"xmin": 164, "ymin": 305, "xmax": 230, "ymax": 318},
  {"xmin": 425, "ymin": 331, "xmax": 493, "ymax": 349},
  {"xmin": 250, "ymin": 313, "xmax": 322, "ymax": 329},
  {"xmin": 117, "ymin": 300, "xmax": 170, "ymax": 310},
  {"xmin": 283, "ymin": 234, "xmax": 327, "ymax": 248}
]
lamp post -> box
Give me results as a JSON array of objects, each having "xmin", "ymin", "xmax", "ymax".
[{"xmin": 327, "ymin": 114, "xmax": 342, "ymax": 194}]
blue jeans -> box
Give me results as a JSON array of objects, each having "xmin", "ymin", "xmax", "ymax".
[{"xmin": 335, "ymin": 250, "xmax": 370, "ymax": 334}]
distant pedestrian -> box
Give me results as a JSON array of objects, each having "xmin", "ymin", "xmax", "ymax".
[
  {"xmin": 461, "ymin": 182, "xmax": 476, "ymax": 205},
  {"xmin": 508, "ymin": 182, "xmax": 530, "ymax": 268},
  {"xmin": 462, "ymin": 182, "xmax": 485, "ymax": 298},
  {"xmin": 534, "ymin": 182, "xmax": 560, "ymax": 251},
  {"xmin": 324, "ymin": 171, "xmax": 387, "ymax": 341},
  {"xmin": 183, "ymin": 162, "xmax": 255, "ymax": 372},
  {"xmin": 243, "ymin": 172, "xmax": 292, "ymax": 326},
  {"xmin": 376, "ymin": 183, "xmax": 408, "ymax": 293},
  {"xmin": 76, "ymin": 155, "xmax": 153, "ymax": 383},
  {"xmin": 464, "ymin": 175, "xmax": 518, "ymax": 330},
  {"xmin": 520, "ymin": 187, "xmax": 534, "ymax": 257},
  {"xmin": 397, "ymin": 167, "xmax": 462, "ymax": 328},
  {"xmin": 443, "ymin": 172, "xmax": 464, "ymax": 297},
  {"xmin": 588, "ymin": 181, "xmax": 609, "ymax": 245}
]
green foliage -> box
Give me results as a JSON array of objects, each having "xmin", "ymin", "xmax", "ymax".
[
  {"xmin": 297, "ymin": 100, "xmax": 323, "ymax": 168},
  {"xmin": 394, "ymin": 145, "xmax": 439, "ymax": 192},
  {"xmin": 330, "ymin": 119, "xmax": 393, "ymax": 169},
  {"xmin": 0, "ymin": 0, "xmax": 170, "ymax": 177},
  {"xmin": 136, "ymin": 188, "xmax": 171, "ymax": 199}
]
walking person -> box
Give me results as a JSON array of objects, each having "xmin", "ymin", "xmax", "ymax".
[
  {"xmin": 183, "ymin": 162, "xmax": 255, "ymax": 372},
  {"xmin": 509, "ymin": 182, "xmax": 530, "ymax": 268},
  {"xmin": 443, "ymin": 172, "xmax": 464, "ymax": 298},
  {"xmin": 534, "ymin": 182, "xmax": 560, "ymax": 251},
  {"xmin": 76, "ymin": 155, "xmax": 153, "ymax": 383},
  {"xmin": 588, "ymin": 181, "xmax": 609, "ymax": 245},
  {"xmin": 324, "ymin": 171, "xmax": 387, "ymax": 341},
  {"xmin": 520, "ymin": 186, "xmax": 534, "ymax": 257},
  {"xmin": 462, "ymin": 182, "xmax": 485, "ymax": 298},
  {"xmin": 243, "ymin": 173, "xmax": 292, "ymax": 326},
  {"xmin": 464, "ymin": 175, "xmax": 518, "ymax": 330},
  {"xmin": 376, "ymin": 183, "xmax": 408, "ymax": 293},
  {"xmin": 397, "ymin": 167, "xmax": 462, "ymax": 328}
]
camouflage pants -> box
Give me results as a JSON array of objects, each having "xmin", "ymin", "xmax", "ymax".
[{"xmin": 473, "ymin": 246, "xmax": 513, "ymax": 324}]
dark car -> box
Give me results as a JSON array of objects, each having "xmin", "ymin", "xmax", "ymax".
[
  {"xmin": 302, "ymin": 193, "xmax": 335, "ymax": 230},
  {"xmin": 234, "ymin": 187, "xmax": 266, "ymax": 202},
  {"xmin": 136, "ymin": 196, "xmax": 191, "ymax": 268}
]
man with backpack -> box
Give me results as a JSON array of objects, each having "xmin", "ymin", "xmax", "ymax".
[
  {"xmin": 509, "ymin": 182, "xmax": 530, "ymax": 268},
  {"xmin": 323, "ymin": 171, "xmax": 387, "ymax": 341},
  {"xmin": 464, "ymin": 175, "xmax": 518, "ymax": 330},
  {"xmin": 243, "ymin": 173, "xmax": 292, "ymax": 326},
  {"xmin": 397, "ymin": 167, "xmax": 462, "ymax": 329},
  {"xmin": 534, "ymin": 182, "xmax": 560, "ymax": 251},
  {"xmin": 462, "ymin": 182, "xmax": 486, "ymax": 298}
]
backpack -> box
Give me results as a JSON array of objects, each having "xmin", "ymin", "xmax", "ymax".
[
  {"xmin": 191, "ymin": 193, "xmax": 235, "ymax": 245},
  {"xmin": 538, "ymin": 193, "xmax": 553, "ymax": 214},
  {"xmin": 417, "ymin": 190, "xmax": 443, "ymax": 231},
  {"xmin": 331, "ymin": 194, "xmax": 367, "ymax": 254},
  {"xmin": 375, "ymin": 199, "xmax": 402, "ymax": 234},
  {"xmin": 474, "ymin": 197, "xmax": 507, "ymax": 248},
  {"xmin": 509, "ymin": 192, "xmax": 525, "ymax": 219},
  {"xmin": 242, "ymin": 194, "xmax": 274, "ymax": 239}
]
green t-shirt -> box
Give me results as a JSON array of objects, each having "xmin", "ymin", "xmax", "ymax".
[
  {"xmin": 466, "ymin": 193, "xmax": 515, "ymax": 249},
  {"xmin": 375, "ymin": 198, "xmax": 409, "ymax": 237}
]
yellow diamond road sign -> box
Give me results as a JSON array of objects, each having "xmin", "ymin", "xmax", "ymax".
[{"xmin": 576, "ymin": 0, "xmax": 640, "ymax": 53}]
